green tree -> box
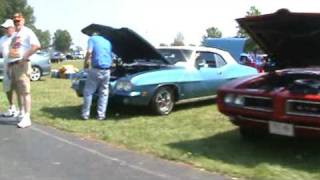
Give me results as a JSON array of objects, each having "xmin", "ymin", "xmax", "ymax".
[
  {"xmin": 0, "ymin": 0, "xmax": 36, "ymax": 36},
  {"xmin": 53, "ymin": 29, "xmax": 72, "ymax": 52},
  {"xmin": 205, "ymin": 27, "xmax": 222, "ymax": 38},
  {"xmin": 0, "ymin": 0, "xmax": 35, "ymax": 26},
  {"xmin": 171, "ymin": 32, "xmax": 184, "ymax": 46},
  {"xmin": 236, "ymin": 6, "xmax": 261, "ymax": 38},
  {"xmin": 236, "ymin": 6, "xmax": 262, "ymax": 52},
  {"xmin": 201, "ymin": 26, "xmax": 222, "ymax": 45},
  {"xmin": 33, "ymin": 28, "xmax": 51, "ymax": 49},
  {"xmin": 0, "ymin": 0, "xmax": 7, "ymax": 22},
  {"xmin": 0, "ymin": 0, "xmax": 51, "ymax": 48}
]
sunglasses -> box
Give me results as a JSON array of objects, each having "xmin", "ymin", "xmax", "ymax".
[{"xmin": 13, "ymin": 19, "xmax": 21, "ymax": 23}]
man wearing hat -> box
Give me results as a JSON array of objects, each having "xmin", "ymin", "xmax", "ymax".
[
  {"xmin": 0, "ymin": 19, "xmax": 19, "ymax": 118},
  {"xmin": 9, "ymin": 12, "xmax": 41, "ymax": 128}
]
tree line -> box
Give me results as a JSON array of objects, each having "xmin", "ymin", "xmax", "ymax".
[
  {"xmin": 0, "ymin": 0, "xmax": 261, "ymax": 53},
  {"xmin": 0, "ymin": 0, "xmax": 72, "ymax": 53},
  {"xmin": 171, "ymin": 6, "xmax": 261, "ymax": 52}
]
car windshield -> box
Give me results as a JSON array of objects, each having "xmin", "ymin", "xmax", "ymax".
[{"xmin": 157, "ymin": 49, "xmax": 192, "ymax": 64}]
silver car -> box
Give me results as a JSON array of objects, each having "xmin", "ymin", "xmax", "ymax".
[{"xmin": 0, "ymin": 51, "xmax": 51, "ymax": 81}]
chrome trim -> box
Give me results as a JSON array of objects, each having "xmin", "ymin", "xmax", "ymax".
[
  {"xmin": 237, "ymin": 115, "xmax": 268, "ymax": 123},
  {"xmin": 295, "ymin": 125, "xmax": 320, "ymax": 131},
  {"xmin": 286, "ymin": 99, "xmax": 320, "ymax": 118},
  {"xmin": 176, "ymin": 95, "xmax": 216, "ymax": 104},
  {"xmin": 244, "ymin": 106, "xmax": 272, "ymax": 112},
  {"xmin": 237, "ymin": 115, "xmax": 320, "ymax": 131}
]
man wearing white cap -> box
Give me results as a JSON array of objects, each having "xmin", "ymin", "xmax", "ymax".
[
  {"xmin": 9, "ymin": 12, "xmax": 41, "ymax": 128},
  {"xmin": 0, "ymin": 19, "xmax": 18, "ymax": 118}
]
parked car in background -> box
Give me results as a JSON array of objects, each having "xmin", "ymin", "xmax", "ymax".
[
  {"xmin": 66, "ymin": 51, "xmax": 85, "ymax": 60},
  {"xmin": 217, "ymin": 9, "xmax": 320, "ymax": 138},
  {"xmin": 71, "ymin": 24, "xmax": 258, "ymax": 115},
  {"xmin": 51, "ymin": 52, "xmax": 66, "ymax": 63},
  {"xmin": 0, "ymin": 51, "xmax": 51, "ymax": 81}
]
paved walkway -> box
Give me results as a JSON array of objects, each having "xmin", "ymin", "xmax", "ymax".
[{"xmin": 0, "ymin": 117, "xmax": 230, "ymax": 180}]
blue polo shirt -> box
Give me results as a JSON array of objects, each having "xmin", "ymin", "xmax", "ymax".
[{"xmin": 88, "ymin": 35, "xmax": 112, "ymax": 69}]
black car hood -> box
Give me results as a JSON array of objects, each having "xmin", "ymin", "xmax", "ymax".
[
  {"xmin": 237, "ymin": 9, "xmax": 320, "ymax": 68},
  {"xmin": 82, "ymin": 24, "xmax": 171, "ymax": 64}
]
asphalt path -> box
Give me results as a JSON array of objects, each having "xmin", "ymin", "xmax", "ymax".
[{"xmin": 0, "ymin": 117, "xmax": 230, "ymax": 180}]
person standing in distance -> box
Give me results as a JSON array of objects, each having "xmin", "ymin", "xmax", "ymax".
[
  {"xmin": 0, "ymin": 19, "xmax": 18, "ymax": 117},
  {"xmin": 9, "ymin": 13, "xmax": 41, "ymax": 128},
  {"xmin": 82, "ymin": 31, "xmax": 113, "ymax": 120}
]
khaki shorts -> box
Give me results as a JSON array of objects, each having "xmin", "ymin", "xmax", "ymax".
[{"xmin": 11, "ymin": 60, "xmax": 31, "ymax": 94}]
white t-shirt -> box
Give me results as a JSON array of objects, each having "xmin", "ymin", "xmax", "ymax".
[
  {"xmin": 0, "ymin": 35, "xmax": 14, "ymax": 92},
  {"xmin": 8, "ymin": 26, "xmax": 40, "ymax": 63},
  {"xmin": 0, "ymin": 35, "xmax": 13, "ymax": 59},
  {"xmin": 0, "ymin": 35, "xmax": 14, "ymax": 73}
]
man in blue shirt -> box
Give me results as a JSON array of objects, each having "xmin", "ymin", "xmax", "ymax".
[{"xmin": 82, "ymin": 32, "xmax": 113, "ymax": 120}]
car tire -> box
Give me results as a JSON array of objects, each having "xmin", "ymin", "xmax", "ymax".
[
  {"xmin": 151, "ymin": 86, "xmax": 174, "ymax": 115},
  {"xmin": 30, "ymin": 66, "xmax": 42, "ymax": 81},
  {"xmin": 239, "ymin": 127, "xmax": 267, "ymax": 140}
]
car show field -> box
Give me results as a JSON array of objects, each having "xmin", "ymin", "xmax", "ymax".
[{"xmin": 9, "ymin": 60, "xmax": 316, "ymax": 180}]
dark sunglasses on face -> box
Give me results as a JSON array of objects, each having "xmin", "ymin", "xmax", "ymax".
[{"xmin": 14, "ymin": 20, "xmax": 20, "ymax": 23}]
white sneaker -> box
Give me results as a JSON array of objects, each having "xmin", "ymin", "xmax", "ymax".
[
  {"xmin": 17, "ymin": 114, "xmax": 31, "ymax": 128},
  {"xmin": 2, "ymin": 106, "xmax": 18, "ymax": 117},
  {"xmin": 17, "ymin": 112, "xmax": 25, "ymax": 119}
]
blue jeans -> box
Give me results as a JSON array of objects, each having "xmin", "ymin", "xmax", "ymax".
[{"xmin": 82, "ymin": 69, "xmax": 110, "ymax": 119}]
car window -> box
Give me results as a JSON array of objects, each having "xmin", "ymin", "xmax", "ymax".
[
  {"xmin": 214, "ymin": 54, "xmax": 227, "ymax": 67},
  {"xmin": 196, "ymin": 52, "xmax": 217, "ymax": 68},
  {"xmin": 158, "ymin": 49, "xmax": 192, "ymax": 64}
]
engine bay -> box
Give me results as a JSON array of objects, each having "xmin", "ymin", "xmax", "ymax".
[
  {"xmin": 245, "ymin": 71, "xmax": 320, "ymax": 94},
  {"xmin": 110, "ymin": 60, "xmax": 172, "ymax": 81}
]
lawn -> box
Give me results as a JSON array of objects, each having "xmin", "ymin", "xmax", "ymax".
[{"xmin": 2, "ymin": 60, "xmax": 319, "ymax": 180}]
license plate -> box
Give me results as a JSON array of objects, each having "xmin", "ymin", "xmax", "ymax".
[{"xmin": 268, "ymin": 121, "xmax": 294, "ymax": 137}]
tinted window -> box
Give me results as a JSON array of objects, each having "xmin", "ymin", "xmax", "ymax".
[{"xmin": 158, "ymin": 49, "xmax": 192, "ymax": 64}]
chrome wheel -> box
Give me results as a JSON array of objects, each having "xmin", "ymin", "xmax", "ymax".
[
  {"xmin": 151, "ymin": 87, "xmax": 174, "ymax": 115},
  {"xmin": 30, "ymin": 66, "xmax": 41, "ymax": 81}
]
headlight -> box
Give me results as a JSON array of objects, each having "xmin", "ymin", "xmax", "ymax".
[
  {"xmin": 115, "ymin": 80, "xmax": 133, "ymax": 91},
  {"xmin": 224, "ymin": 93, "xmax": 245, "ymax": 107},
  {"xmin": 234, "ymin": 95, "xmax": 245, "ymax": 106},
  {"xmin": 224, "ymin": 93, "xmax": 235, "ymax": 104}
]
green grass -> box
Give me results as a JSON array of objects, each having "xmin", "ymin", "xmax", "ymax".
[{"xmin": 3, "ymin": 60, "xmax": 320, "ymax": 180}]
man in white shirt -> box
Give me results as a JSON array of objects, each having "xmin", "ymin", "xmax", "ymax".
[
  {"xmin": 0, "ymin": 19, "xmax": 18, "ymax": 118},
  {"xmin": 9, "ymin": 13, "xmax": 41, "ymax": 128}
]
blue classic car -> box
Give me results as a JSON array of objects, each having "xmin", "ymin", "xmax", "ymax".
[{"xmin": 72, "ymin": 24, "xmax": 258, "ymax": 115}]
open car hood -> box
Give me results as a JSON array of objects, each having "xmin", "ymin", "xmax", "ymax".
[
  {"xmin": 237, "ymin": 9, "xmax": 320, "ymax": 68},
  {"xmin": 82, "ymin": 24, "xmax": 171, "ymax": 64}
]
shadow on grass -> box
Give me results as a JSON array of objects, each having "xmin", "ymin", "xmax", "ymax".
[
  {"xmin": 168, "ymin": 129, "xmax": 320, "ymax": 172},
  {"xmin": 40, "ymin": 104, "xmax": 154, "ymax": 120},
  {"xmin": 40, "ymin": 99, "xmax": 217, "ymax": 120}
]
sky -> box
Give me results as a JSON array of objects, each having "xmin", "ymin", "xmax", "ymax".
[{"xmin": 27, "ymin": 0, "xmax": 319, "ymax": 49}]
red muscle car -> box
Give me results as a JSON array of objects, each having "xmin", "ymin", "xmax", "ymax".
[{"xmin": 217, "ymin": 9, "xmax": 320, "ymax": 138}]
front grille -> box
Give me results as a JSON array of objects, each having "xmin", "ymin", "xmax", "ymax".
[
  {"xmin": 243, "ymin": 96, "xmax": 273, "ymax": 112},
  {"xmin": 286, "ymin": 99, "xmax": 320, "ymax": 117}
]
